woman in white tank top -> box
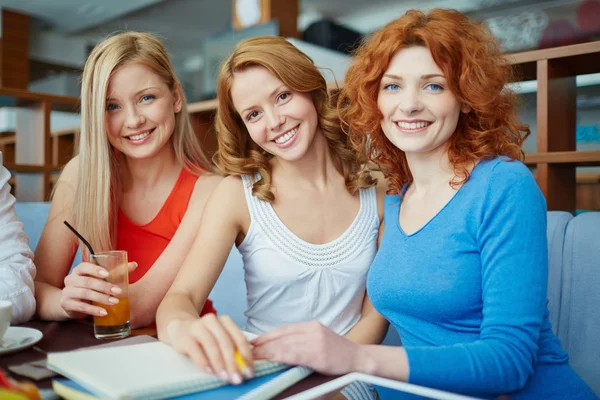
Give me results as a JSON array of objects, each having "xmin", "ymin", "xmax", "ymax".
[{"xmin": 156, "ymin": 36, "xmax": 388, "ymax": 385}]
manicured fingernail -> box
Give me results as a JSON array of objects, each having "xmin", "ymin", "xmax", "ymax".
[
  {"xmin": 231, "ymin": 373, "xmax": 242, "ymax": 385},
  {"xmin": 243, "ymin": 367, "xmax": 254, "ymax": 379},
  {"xmin": 99, "ymin": 309, "xmax": 107, "ymax": 316},
  {"xmin": 109, "ymin": 297, "xmax": 119, "ymax": 304},
  {"xmin": 111, "ymin": 286, "xmax": 122, "ymax": 294},
  {"xmin": 99, "ymin": 269, "xmax": 109, "ymax": 277},
  {"xmin": 218, "ymin": 370, "xmax": 228, "ymax": 382},
  {"xmin": 205, "ymin": 366, "xmax": 213, "ymax": 374}
]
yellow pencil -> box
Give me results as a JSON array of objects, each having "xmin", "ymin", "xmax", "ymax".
[{"xmin": 234, "ymin": 349, "xmax": 248, "ymax": 373}]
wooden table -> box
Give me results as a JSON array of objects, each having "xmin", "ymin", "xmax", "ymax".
[{"xmin": 0, "ymin": 320, "xmax": 335, "ymax": 399}]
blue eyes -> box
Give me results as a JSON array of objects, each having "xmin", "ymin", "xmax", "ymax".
[
  {"xmin": 425, "ymin": 83, "xmax": 443, "ymax": 92},
  {"xmin": 382, "ymin": 83, "xmax": 444, "ymax": 92},
  {"xmin": 105, "ymin": 94, "xmax": 156, "ymax": 111}
]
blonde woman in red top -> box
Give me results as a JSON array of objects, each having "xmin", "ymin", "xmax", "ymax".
[{"xmin": 34, "ymin": 32, "xmax": 220, "ymax": 328}]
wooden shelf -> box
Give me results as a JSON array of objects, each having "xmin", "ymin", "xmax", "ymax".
[
  {"xmin": 506, "ymin": 41, "xmax": 600, "ymax": 64},
  {"xmin": 577, "ymin": 173, "xmax": 600, "ymax": 184},
  {"xmin": 0, "ymin": 132, "xmax": 15, "ymax": 146},
  {"xmin": 0, "ymin": 88, "xmax": 78, "ymax": 200},
  {"xmin": 505, "ymin": 40, "xmax": 600, "ymax": 211},
  {"xmin": 188, "ymin": 98, "xmax": 218, "ymax": 114},
  {"xmin": 51, "ymin": 127, "xmax": 79, "ymax": 137},
  {"xmin": 525, "ymin": 151, "xmax": 600, "ymax": 166},
  {"xmin": 0, "ymin": 87, "xmax": 78, "ymax": 113},
  {"xmin": 4, "ymin": 164, "xmax": 63, "ymax": 173},
  {"xmin": 505, "ymin": 41, "xmax": 600, "ymax": 81}
]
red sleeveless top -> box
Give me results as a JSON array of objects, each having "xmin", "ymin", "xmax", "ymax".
[{"xmin": 117, "ymin": 168, "xmax": 216, "ymax": 316}]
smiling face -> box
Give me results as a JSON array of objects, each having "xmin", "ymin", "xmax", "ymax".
[
  {"xmin": 105, "ymin": 62, "xmax": 181, "ymax": 160},
  {"xmin": 230, "ymin": 65, "xmax": 319, "ymax": 162},
  {"xmin": 377, "ymin": 46, "xmax": 467, "ymax": 157}
]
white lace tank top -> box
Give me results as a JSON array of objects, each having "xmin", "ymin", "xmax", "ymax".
[{"xmin": 238, "ymin": 174, "xmax": 380, "ymax": 335}]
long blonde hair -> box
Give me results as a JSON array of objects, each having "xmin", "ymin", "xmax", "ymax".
[
  {"xmin": 73, "ymin": 31, "xmax": 211, "ymax": 252},
  {"xmin": 214, "ymin": 36, "xmax": 374, "ymax": 202}
]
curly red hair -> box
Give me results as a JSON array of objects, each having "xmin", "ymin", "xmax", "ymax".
[{"xmin": 339, "ymin": 8, "xmax": 530, "ymax": 193}]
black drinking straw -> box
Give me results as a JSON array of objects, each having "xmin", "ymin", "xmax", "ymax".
[{"xmin": 63, "ymin": 221, "xmax": 96, "ymax": 256}]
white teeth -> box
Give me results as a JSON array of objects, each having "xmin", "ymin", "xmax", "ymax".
[
  {"xmin": 274, "ymin": 127, "xmax": 297, "ymax": 144},
  {"xmin": 128, "ymin": 131, "xmax": 150, "ymax": 141},
  {"xmin": 396, "ymin": 121, "xmax": 430, "ymax": 130}
]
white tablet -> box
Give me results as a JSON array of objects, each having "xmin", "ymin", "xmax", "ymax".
[{"xmin": 284, "ymin": 372, "xmax": 483, "ymax": 400}]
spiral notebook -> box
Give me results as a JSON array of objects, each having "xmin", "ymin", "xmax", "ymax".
[{"xmin": 47, "ymin": 341, "xmax": 312, "ymax": 400}]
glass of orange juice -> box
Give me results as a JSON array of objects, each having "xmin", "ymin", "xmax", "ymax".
[{"xmin": 91, "ymin": 250, "xmax": 131, "ymax": 339}]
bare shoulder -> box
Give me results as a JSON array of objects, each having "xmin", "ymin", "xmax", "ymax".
[
  {"xmin": 193, "ymin": 171, "xmax": 225, "ymax": 199},
  {"xmin": 191, "ymin": 174, "xmax": 246, "ymax": 216},
  {"xmin": 50, "ymin": 156, "xmax": 79, "ymax": 211},
  {"xmin": 57, "ymin": 155, "xmax": 79, "ymax": 186},
  {"xmin": 210, "ymin": 175, "xmax": 248, "ymax": 221},
  {"xmin": 212, "ymin": 175, "xmax": 245, "ymax": 204},
  {"xmin": 372, "ymin": 170, "xmax": 388, "ymax": 220}
]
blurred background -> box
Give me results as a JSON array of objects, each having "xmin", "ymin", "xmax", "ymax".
[
  {"xmin": 1, "ymin": 0, "xmax": 598, "ymax": 100},
  {"xmin": 0, "ymin": 0, "xmax": 598, "ymax": 210}
]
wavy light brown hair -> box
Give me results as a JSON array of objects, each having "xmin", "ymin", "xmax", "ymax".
[
  {"xmin": 339, "ymin": 8, "xmax": 530, "ymax": 194},
  {"xmin": 214, "ymin": 36, "xmax": 374, "ymax": 202}
]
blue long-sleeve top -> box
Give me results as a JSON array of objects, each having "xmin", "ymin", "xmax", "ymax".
[{"xmin": 367, "ymin": 157, "xmax": 596, "ymax": 399}]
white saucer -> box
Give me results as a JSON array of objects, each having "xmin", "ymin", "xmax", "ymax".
[{"xmin": 0, "ymin": 326, "xmax": 43, "ymax": 356}]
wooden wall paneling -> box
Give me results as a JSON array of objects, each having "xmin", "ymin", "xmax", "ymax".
[
  {"xmin": 41, "ymin": 101, "xmax": 52, "ymax": 200},
  {"xmin": 52, "ymin": 128, "xmax": 79, "ymax": 167},
  {"xmin": 577, "ymin": 182, "xmax": 600, "ymax": 210},
  {"xmin": 536, "ymin": 58, "xmax": 577, "ymax": 211},
  {"xmin": 267, "ymin": 0, "xmax": 299, "ymax": 38},
  {"xmin": 190, "ymin": 111, "xmax": 219, "ymax": 163},
  {"xmin": 0, "ymin": 133, "xmax": 16, "ymax": 165},
  {"xmin": 0, "ymin": 9, "xmax": 30, "ymax": 89}
]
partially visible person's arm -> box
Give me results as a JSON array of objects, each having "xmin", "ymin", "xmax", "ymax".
[
  {"xmin": 0, "ymin": 152, "xmax": 36, "ymax": 324},
  {"xmin": 344, "ymin": 175, "xmax": 390, "ymax": 344},
  {"xmin": 34, "ymin": 156, "xmax": 137, "ymax": 321},
  {"xmin": 125, "ymin": 172, "xmax": 223, "ymax": 328},
  {"xmin": 344, "ymin": 295, "xmax": 388, "ymax": 344},
  {"xmin": 251, "ymin": 320, "xmax": 409, "ymax": 379},
  {"xmin": 34, "ymin": 156, "xmax": 83, "ymax": 320},
  {"xmin": 157, "ymin": 176, "xmax": 253, "ymax": 384}
]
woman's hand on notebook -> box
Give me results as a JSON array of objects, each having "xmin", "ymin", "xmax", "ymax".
[
  {"xmin": 59, "ymin": 261, "xmax": 137, "ymax": 319},
  {"xmin": 251, "ymin": 321, "xmax": 361, "ymax": 375},
  {"xmin": 168, "ymin": 314, "xmax": 254, "ymax": 385}
]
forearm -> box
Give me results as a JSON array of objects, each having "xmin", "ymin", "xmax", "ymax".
[
  {"xmin": 156, "ymin": 291, "xmax": 203, "ymax": 344},
  {"xmin": 34, "ymin": 281, "xmax": 70, "ymax": 321},
  {"xmin": 128, "ymin": 271, "xmax": 177, "ymax": 329},
  {"xmin": 345, "ymin": 310, "xmax": 389, "ymax": 344},
  {"xmin": 354, "ymin": 344, "xmax": 409, "ymax": 381},
  {"xmin": 0, "ymin": 257, "xmax": 36, "ymax": 325},
  {"xmin": 0, "ymin": 263, "xmax": 35, "ymax": 324}
]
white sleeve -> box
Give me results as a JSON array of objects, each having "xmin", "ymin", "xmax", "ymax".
[{"xmin": 0, "ymin": 152, "xmax": 37, "ymax": 324}]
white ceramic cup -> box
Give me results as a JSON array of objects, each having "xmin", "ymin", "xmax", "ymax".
[{"xmin": 0, "ymin": 300, "xmax": 13, "ymax": 341}]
